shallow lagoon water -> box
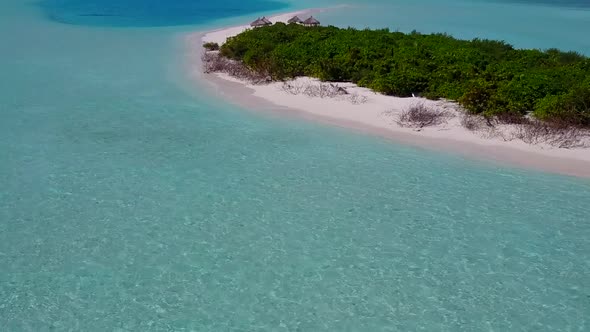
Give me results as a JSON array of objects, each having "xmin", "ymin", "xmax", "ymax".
[
  {"xmin": 1, "ymin": 0, "xmax": 589, "ymax": 330},
  {"xmin": 319, "ymin": 0, "xmax": 590, "ymax": 54},
  {"xmin": 39, "ymin": 0, "xmax": 289, "ymax": 27}
]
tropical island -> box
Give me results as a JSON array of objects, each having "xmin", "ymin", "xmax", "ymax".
[
  {"xmin": 210, "ymin": 19, "xmax": 590, "ymax": 124},
  {"xmin": 192, "ymin": 11, "xmax": 590, "ymax": 175}
]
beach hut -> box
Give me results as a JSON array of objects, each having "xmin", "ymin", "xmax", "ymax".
[
  {"xmin": 250, "ymin": 18, "xmax": 263, "ymax": 27},
  {"xmin": 287, "ymin": 15, "xmax": 303, "ymax": 24},
  {"xmin": 261, "ymin": 16, "xmax": 272, "ymax": 25},
  {"xmin": 250, "ymin": 17, "xmax": 272, "ymax": 28},
  {"xmin": 302, "ymin": 16, "xmax": 320, "ymax": 27}
]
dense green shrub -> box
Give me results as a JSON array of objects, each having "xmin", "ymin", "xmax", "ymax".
[
  {"xmin": 534, "ymin": 82, "xmax": 590, "ymax": 126},
  {"xmin": 220, "ymin": 23, "xmax": 590, "ymax": 127},
  {"xmin": 203, "ymin": 42, "xmax": 220, "ymax": 51}
]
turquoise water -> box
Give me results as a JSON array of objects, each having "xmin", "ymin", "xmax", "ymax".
[
  {"xmin": 1, "ymin": 0, "xmax": 590, "ymax": 330},
  {"xmin": 39, "ymin": 0, "xmax": 288, "ymax": 27},
  {"xmin": 318, "ymin": 0, "xmax": 590, "ymax": 54}
]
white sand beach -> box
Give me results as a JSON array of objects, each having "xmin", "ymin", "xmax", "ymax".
[{"xmin": 186, "ymin": 10, "xmax": 590, "ymax": 178}]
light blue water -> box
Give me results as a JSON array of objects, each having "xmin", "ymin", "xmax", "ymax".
[
  {"xmin": 318, "ymin": 0, "xmax": 590, "ymax": 54},
  {"xmin": 1, "ymin": 0, "xmax": 589, "ymax": 330},
  {"xmin": 39, "ymin": 0, "xmax": 288, "ymax": 27}
]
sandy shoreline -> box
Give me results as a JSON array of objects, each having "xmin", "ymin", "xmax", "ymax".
[{"xmin": 185, "ymin": 10, "xmax": 590, "ymax": 178}]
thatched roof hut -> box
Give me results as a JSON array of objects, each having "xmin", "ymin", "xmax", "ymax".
[
  {"xmin": 302, "ymin": 16, "xmax": 320, "ymax": 27},
  {"xmin": 261, "ymin": 16, "xmax": 272, "ymax": 25},
  {"xmin": 287, "ymin": 15, "xmax": 303, "ymax": 24},
  {"xmin": 250, "ymin": 18, "xmax": 264, "ymax": 27},
  {"xmin": 250, "ymin": 17, "xmax": 272, "ymax": 27}
]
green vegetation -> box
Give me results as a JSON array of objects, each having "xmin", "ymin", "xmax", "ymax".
[
  {"xmin": 203, "ymin": 42, "xmax": 220, "ymax": 51},
  {"xmin": 219, "ymin": 23, "xmax": 590, "ymax": 127}
]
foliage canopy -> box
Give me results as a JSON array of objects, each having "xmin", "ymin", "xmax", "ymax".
[{"xmin": 203, "ymin": 42, "xmax": 220, "ymax": 51}]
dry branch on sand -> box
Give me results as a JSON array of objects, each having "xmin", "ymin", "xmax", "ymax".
[
  {"xmin": 510, "ymin": 120, "xmax": 590, "ymax": 148},
  {"xmin": 348, "ymin": 93, "xmax": 369, "ymax": 105},
  {"xmin": 395, "ymin": 103, "xmax": 453, "ymax": 129},
  {"xmin": 460, "ymin": 112, "xmax": 590, "ymax": 148},
  {"xmin": 203, "ymin": 48, "xmax": 369, "ymax": 105},
  {"xmin": 201, "ymin": 51, "xmax": 270, "ymax": 84},
  {"xmin": 460, "ymin": 113, "xmax": 487, "ymax": 132},
  {"xmin": 280, "ymin": 82, "xmax": 368, "ymax": 104}
]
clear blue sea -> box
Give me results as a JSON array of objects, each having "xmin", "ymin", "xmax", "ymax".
[{"xmin": 1, "ymin": 0, "xmax": 589, "ymax": 330}]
